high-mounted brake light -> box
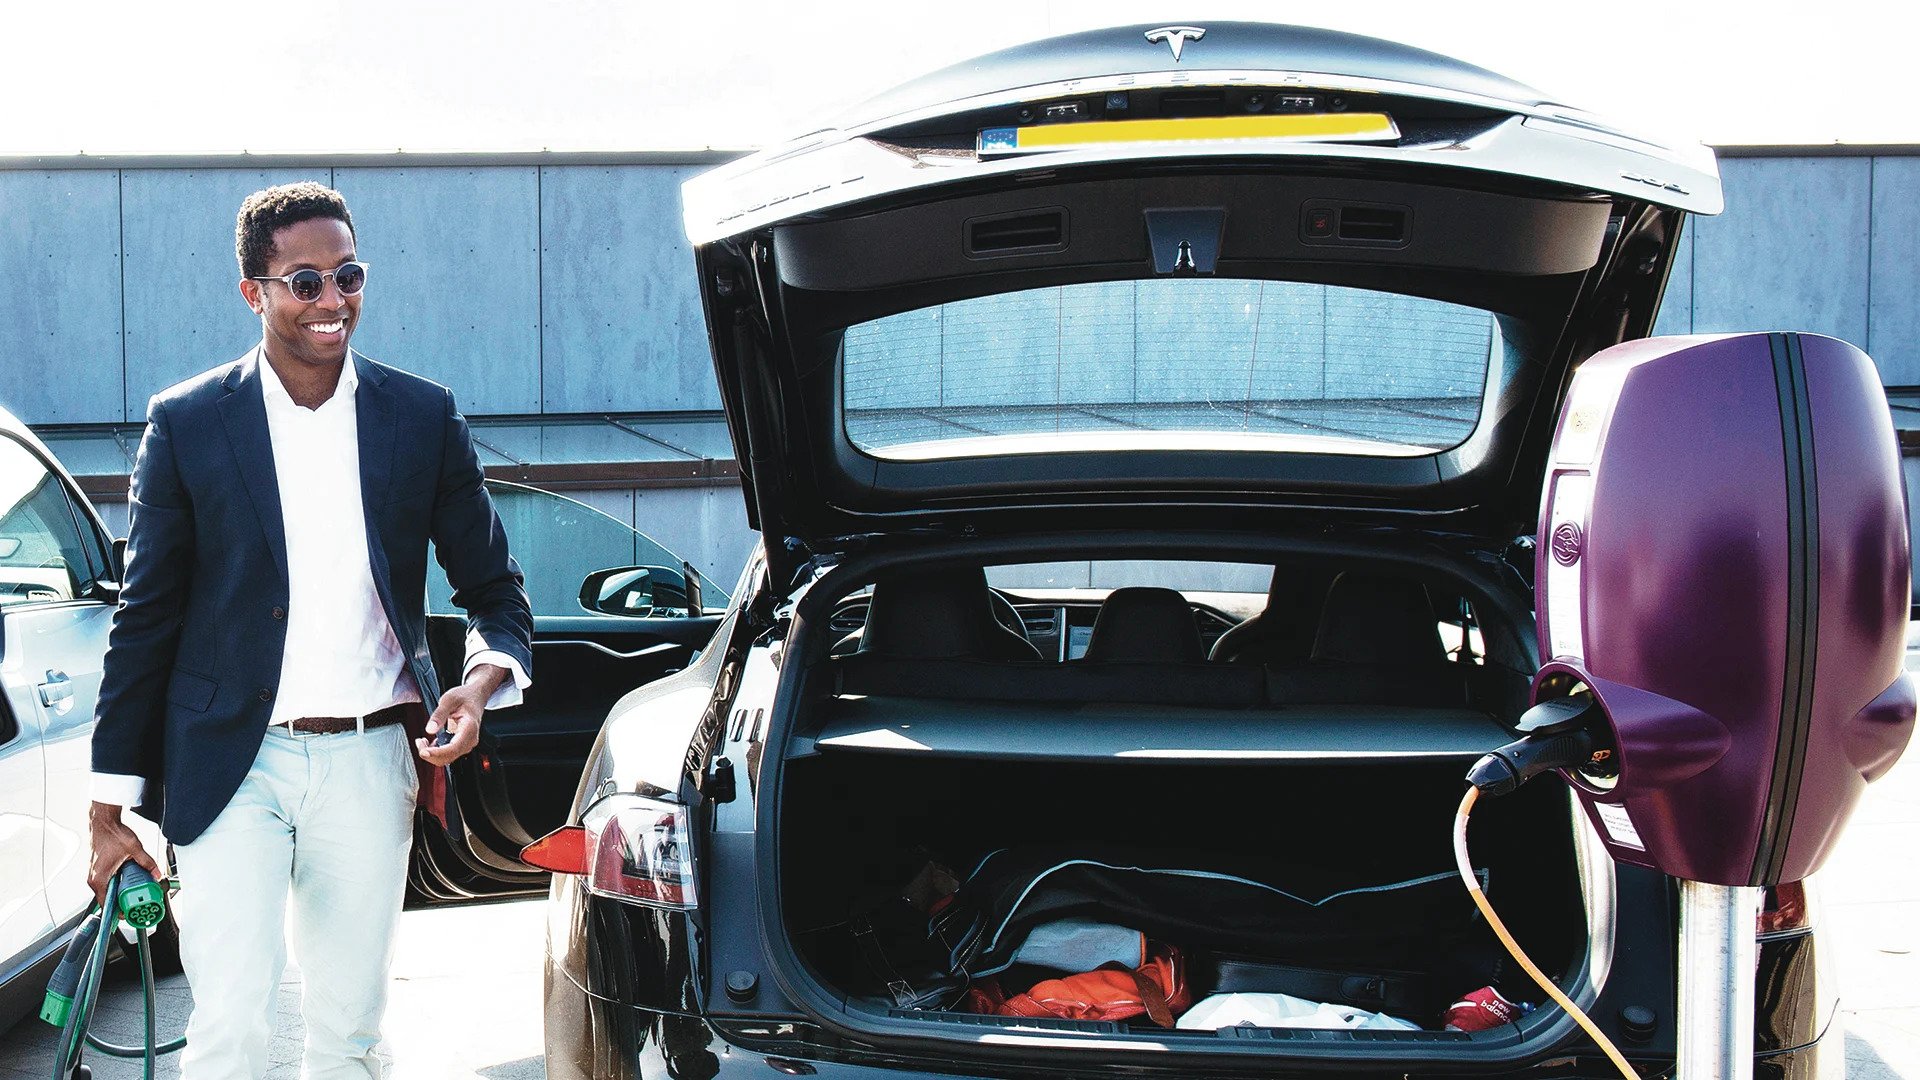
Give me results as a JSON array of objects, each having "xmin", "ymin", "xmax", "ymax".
[
  {"xmin": 520, "ymin": 825, "xmax": 588, "ymax": 875},
  {"xmin": 582, "ymin": 794, "xmax": 698, "ymax": 909}
]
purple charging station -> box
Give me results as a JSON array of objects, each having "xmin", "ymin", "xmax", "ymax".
[
  {"xmin": 1536, "ymin": 332, "xmax": 1915, "ymax": 1078},
  {"xmin": 1537, "ymin": 331, "xmax": 1914, "ymax": 887}
]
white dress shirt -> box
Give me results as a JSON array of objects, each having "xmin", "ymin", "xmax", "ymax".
[{"xmin": 91, "ymin": 352, "xmax": 530, "ymax": 806}]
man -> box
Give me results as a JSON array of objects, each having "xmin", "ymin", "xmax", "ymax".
[{"xmin": 86, "ymin": 181, "xmax": 533, "ymax": 1080}]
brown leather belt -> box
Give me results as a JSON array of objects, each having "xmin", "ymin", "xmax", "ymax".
[{"xmin": 286, "ymin": 702, "xmax": 411, "ymax": 736}]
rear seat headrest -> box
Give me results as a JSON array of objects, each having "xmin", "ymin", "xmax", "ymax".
[
  {"xmin": 1311, "ymin": 572, "xmax": 1445, "ymax": 666},
  {"xmin": 1082, "ymin": 586, "xmax": 1204, "ymax": 663},
  {"xmin": 856, "ymin": 567, "xmax": 1043, "ymax": 662},
  {"xmin": 1209, "ymin": 565, "xmax": 1335, "ymax": 664}
]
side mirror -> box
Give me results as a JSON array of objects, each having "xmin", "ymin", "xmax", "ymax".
[
  {"xmin": 579, "ymin": 565, "xmax": 693, "ymax": 618},
  {"xmin": 89, "ymin": 537, "xmax": 128, "ymax": 602}
]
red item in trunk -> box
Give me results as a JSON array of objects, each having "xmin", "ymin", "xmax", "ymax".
[
  {"xmin": 1442, "ymin": 985, "xmax": 1527, "ymax": 1031},
  {"xmin": 995, "ymin": 943, "xmax": 1190, "ymax": 1027}
]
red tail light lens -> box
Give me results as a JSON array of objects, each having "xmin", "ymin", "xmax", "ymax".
[
  {"xmin": 1757, "ymin": 878, "xmax": 1817, "ymax": 937},
  {"xmin": 520, "ymin": 825, "xmax": 589, "ymax": 874},
  {"xmin": 582, "ymin": 795, "xmax": 697, "ymax": 909}
]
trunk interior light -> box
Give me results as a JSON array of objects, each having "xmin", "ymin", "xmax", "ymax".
[
  {"xmin": 520, "ymin": 825, "xmax": 589, "ymax": 875},
  {"xmin": 583, "ymin": 795, "xmax": 698, "ymax": 909}
]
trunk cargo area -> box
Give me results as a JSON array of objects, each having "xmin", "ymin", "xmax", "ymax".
[{"xmin": 778, "ymin": 744, "xmax": 1589, "ymax": 1037}]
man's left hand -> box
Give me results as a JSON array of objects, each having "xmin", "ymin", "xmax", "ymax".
[{"xmin": 418, "ymin": 664, "xmax": 508, "ymax": 765}]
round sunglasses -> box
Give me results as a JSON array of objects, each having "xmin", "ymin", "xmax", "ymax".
[{"xmin": 250, "ymin": 261, "xmax": 369, "ymax": 303}]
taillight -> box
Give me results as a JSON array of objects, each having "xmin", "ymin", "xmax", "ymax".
[
  {"xmin": 581, "ymin": 794, "xmax": 698, "ymax": 909},
  {"xmin": 521, "ymin": 825, "xmax": 588, "ymax": 874},
  {"xmin": 1757, "ymin": 878, "xmax": 1817, "ymax": 937}
]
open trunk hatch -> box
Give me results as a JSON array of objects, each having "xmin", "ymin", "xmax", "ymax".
[{"xmin": 682, "ymin": 22, "xmax": 1719, "ymax": 583}]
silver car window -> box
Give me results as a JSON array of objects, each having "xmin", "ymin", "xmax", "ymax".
[{"xmin": 0, "ymin": 435, "xmax": 97, "ymax": 606}]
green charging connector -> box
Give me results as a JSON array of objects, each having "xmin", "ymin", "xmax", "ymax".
[
  {"xmin": 40, "ymin": 912, "xmax": 102, "ymax": 1029},
  {"xmin": 115, "ymin": 864, "xmax": 168, "ymax": 930},
  {"xmin": 37, "ymin": 990, "xmax": 73, "ymax": 1028}
]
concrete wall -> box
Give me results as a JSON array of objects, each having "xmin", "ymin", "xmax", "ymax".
[
  {"xmin": 5, "ymin": 151, "xmax": 1918, "ymax": 429},
  {"xmin": 1659, "ymin": 155, "xmax": 1920, "ymax": 384},
  {"xmin": 14, "ymin": 150, "xmax": 1920, "ymax": 602},
  {"xmin": 0, "ymin": 162, "xmax": 715, "ymax": 423}
]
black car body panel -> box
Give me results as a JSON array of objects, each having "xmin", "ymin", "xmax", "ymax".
[{"xmin": 503, "ymin": 21, "xmax": 1841, "ymax": 1080}]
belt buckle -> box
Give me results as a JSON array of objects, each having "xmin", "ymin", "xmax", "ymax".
[{"xmin": 287, "ymin": 719, "xmax": 326, "ymax": 740}]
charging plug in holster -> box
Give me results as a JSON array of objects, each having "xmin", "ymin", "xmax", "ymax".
[{"xmin": 1469, "ymin": 696, "xmax": 1607, "ymax": 797}]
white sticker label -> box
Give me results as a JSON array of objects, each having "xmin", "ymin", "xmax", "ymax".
[{"xmin": 1594, "ymin": 802, "xmax": 1646, "ymax": 850}]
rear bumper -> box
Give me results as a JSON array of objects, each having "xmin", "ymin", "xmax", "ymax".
[{"xmin": 547, "ymin": 965, "xmax": 1841, "ymax": 1080}]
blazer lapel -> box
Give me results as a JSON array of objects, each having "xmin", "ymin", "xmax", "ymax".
[
  {"xmin": 217, "ymin": 347, "xmax": 291, "ymax": 587},
  {"xmin": 354, "ymin": 351, "xmax": 397, "ymax": 512}
]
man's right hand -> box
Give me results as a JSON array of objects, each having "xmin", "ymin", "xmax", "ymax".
[{"xmin": 87, "ymin": 801, "xmax": 161, "ymax": 904}]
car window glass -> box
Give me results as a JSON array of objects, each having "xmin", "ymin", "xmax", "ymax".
[
  {"xmin": 427, "ymin": 480, "xmax": 726, "ymax": 617},
  {"xmin": 0, "ymin": 436, "xmax": 96, "ymax": 606},
  {"xmin": 842, "ymin": 279, "xmax": 1503, "ymax": 461}
]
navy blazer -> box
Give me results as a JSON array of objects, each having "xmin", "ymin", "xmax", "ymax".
[{"xmin": 91, "ymin": 348, "xmax": 534, "ymax": 844}]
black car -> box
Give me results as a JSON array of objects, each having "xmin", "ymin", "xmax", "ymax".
[{"xmin": 409, "ymin": 23, "xmax": 1853, "ymax": 1080}]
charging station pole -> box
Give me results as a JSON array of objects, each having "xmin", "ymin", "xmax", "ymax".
[{"xmin": 1676, "ymin": 882, "xmax": 1760, "ymax": 1080}]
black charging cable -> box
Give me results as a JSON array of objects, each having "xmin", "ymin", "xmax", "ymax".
[{"xmin": 41, "ymin": 862, "xmax": 187, "ymax": 1080}]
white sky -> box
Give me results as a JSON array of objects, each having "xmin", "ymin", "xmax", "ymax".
[{"xmin": 2, "ymin": 0, "xmax": 1912, "ymax": 157}]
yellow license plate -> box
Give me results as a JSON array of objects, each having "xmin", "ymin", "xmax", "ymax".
[{"xmin": 978, "ymin": 113, "xmax": 1398, "ymax": 156}]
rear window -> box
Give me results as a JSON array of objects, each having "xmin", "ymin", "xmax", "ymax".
[{"xmin": 842, "ymin": 280, "xmax": 1503, "ymax": 460}]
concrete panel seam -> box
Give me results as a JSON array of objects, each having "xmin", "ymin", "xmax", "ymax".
[
  {"xmin": 537, "ymin": 164, "xmax": 546, "ymax": 415},
  {"xmin": 1867, "ymin": 158, "xmax": 1877, "ymax": 356},
  {"xmin": 118, "ymin": 169, "xmax": 129, "ymax": 422}
]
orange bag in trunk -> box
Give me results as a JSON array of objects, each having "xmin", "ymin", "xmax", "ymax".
[{"xmin": 996, "ymin": 943, "xmax": 1190, "ymax": 1027}]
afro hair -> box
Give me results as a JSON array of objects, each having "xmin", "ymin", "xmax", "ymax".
[{"xmin": 234, "ymin": 181, "xmax": 355, "ymax": 279}]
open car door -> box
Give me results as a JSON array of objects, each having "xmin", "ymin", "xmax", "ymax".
[{"xmin": 406, "ymin": 481, "xmax": 727, "ymax": 905}]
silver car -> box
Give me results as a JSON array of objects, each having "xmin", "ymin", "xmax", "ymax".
[{"xmin": 0, "ymin": 405, "xmax": 176, "ymax": 1028}]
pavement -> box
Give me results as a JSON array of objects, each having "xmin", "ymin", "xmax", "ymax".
[
  {"xmin": 2, "ymin": 747, "xmax": 1916, "ymax": 1079},
  {"xmin": 0, "ymin": 900, "xmax": 545, "ymax": 1079},
  {"xmin": 1825, "ymin": 724, "xmax": 1920, "ymax": 1079}
]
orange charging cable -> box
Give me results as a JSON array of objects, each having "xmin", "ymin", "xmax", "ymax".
[{"xmin": 1454, "ymin": 786, "xmax": 1638, "ymax": 1080}]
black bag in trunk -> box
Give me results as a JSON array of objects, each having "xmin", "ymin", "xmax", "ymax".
[{"xmin": 803, "ymin": 845, "xmax": 1492, "ymax": 1012}]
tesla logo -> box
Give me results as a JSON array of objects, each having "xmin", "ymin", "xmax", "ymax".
[
  {"xmin": 1145, "ymin": 26, "xmax": 1206, "ymax": 61},
  {"xmin": 1551, "ymin": 522, "xmax": 1584, "ymax": 567}
]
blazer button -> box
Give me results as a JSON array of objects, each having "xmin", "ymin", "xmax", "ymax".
[
  {"xmin": 271, "ymin": 606, "xmax": 286, "ymax": 620},
  {"xmin": 257, "ymin": 689, "xmax": 273, "ymax": 702}
]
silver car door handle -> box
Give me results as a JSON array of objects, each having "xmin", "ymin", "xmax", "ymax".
[{"xmin": 38, "ymin": 670, "xmax": 74, "ymax": 707}]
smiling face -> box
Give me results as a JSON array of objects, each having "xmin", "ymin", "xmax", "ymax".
[{"xmin": 239, "ymin": 216, "xmax": 361, "ymax": 372}]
